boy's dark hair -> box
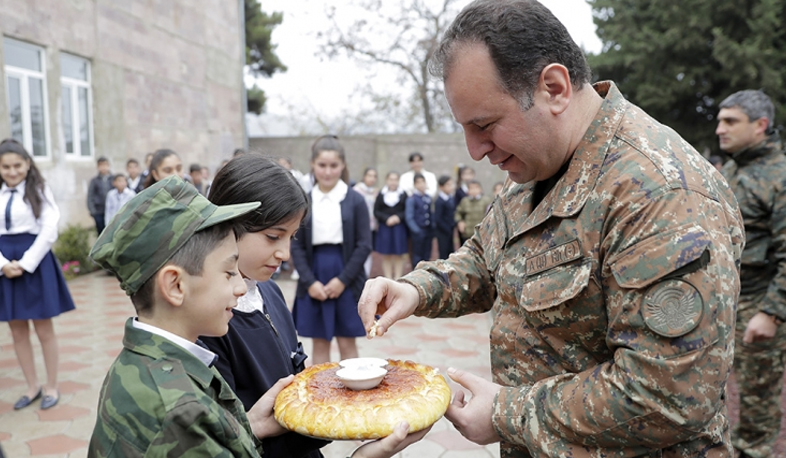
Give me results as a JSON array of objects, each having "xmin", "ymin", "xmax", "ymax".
[
  {"xmin": 189, "ymin": 163, "xmax": 202, "ymax": 174},
  {"xmin": 208, "ymin": 154, "xmax": 309, "ymax": 236},
  {"xmin": 126, "ymin": 158, "xmax": 139, "ymax": 166},
  {"xmin": 408, "ymin": 151, "xmax": 424, "ymax": 162},
  {"xmin": 97, "ymin": 156, "xmax": 109, "ymax": 165},
  {"xmin": 112, "ymin": 174, "xmax": 127, "ymax": 182},
  {"xmin": 438, "ymin": 175, "xmax": 452, "ymax": 187},
  {"xmin": 413, "ymin": 173, "xmax": 425, "ymax": 183},
  {"xmin": 130, "ymin": 223, "xmax": 235, "ymax": 315},
  {"xmin": 467, "ymin": 179, "xmax": 482, "ymax": 188}
]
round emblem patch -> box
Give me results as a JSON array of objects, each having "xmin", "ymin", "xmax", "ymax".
[{"xmin": 642, "ymin": 279, "xmax": 704, "ymax": 338}]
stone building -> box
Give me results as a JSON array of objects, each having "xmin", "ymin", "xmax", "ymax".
[{"xmin": 0, "ymin": 1, "xmax": 246, "ymax": 227}]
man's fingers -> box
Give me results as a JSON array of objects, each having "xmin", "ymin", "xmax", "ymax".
[
  {"xmin": 447, "ymin": 367, "xmax": 483, "ymax": 393},
  {"xmin": 358, "ymin": 277, "xmax": 388, "ymax": 327}
]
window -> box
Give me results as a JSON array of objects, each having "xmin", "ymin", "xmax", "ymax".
[
  {"xmin": 60, "ymin": 53, "xmax": 93, "ymax": 158},
  {"xmin": 4, "ymin": 37, "xmax": 49, "ymax": 158}
]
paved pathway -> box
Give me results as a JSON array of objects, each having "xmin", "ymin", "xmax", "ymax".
[{"xmin": 1, "ymin": 269, "xmax": 785, "ymax": 457}]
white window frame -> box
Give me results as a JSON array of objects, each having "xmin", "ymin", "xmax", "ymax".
[
  {"xmin": 3, "ymin": 38, "xmax": 51, "ymax": 160},
  {"xmin": 60, "ymin": 53, "xmax": 94, "ymax": 160}
]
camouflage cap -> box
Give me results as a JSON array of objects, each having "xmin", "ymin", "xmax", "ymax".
[{"xmin": 89, "ymin": 175, "xmax": 260, "ymax": 295}]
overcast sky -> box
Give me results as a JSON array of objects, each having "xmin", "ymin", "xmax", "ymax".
[{"xmin": 248, "ymin": 0, "xmax": 602, "ymax": 136}]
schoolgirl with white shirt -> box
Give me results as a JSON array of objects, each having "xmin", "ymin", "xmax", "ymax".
[
  {"xmin": 291, "ymin": 135, "xmax": 372, "ymax": 365},
  {"xmin": 0, "ymin": 139, "xmax": 75, "ymax": 411}
]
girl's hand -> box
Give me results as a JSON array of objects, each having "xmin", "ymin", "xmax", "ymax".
[
  {"xmin": 387, "ymin": 215, "xmax": 400, "ymax": 226},
  {"xmin": 2, "ymin": 261, "xmax": 23, "ymax": 278},
  {"xmin": 324, "ymin": 277, "xmax": 346, "ymax": 299},
  {"xmin": 308, "ymin": 281, "xmax": 328, "ymax": 301}
]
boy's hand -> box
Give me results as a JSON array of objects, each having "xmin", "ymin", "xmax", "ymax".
[
  {"xmin": 324, "ymin": 277, "xmax": 346, "ymax": 299},
  {"xmin": 247, "ymin": 375, "xmax": 293, "ymax": 439},
  {"xmin": 308, "ymin": 281, "xmax": 328, "ymax": 301}
]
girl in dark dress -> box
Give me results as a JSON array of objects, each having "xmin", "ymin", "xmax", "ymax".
[
  {"xmin": 0, "ymin": 139, "xmax": 75, "ymax": 411},
  {"xmin": 291, "ymin": 135, "xmax": 372, "ymax": 364}
]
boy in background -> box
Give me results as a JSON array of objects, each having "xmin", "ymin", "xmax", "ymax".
[
  {"xmin": 104, "ymin": 174, "xmax": 135, "ymax": 225},
  {"xmin": 434, "ymin": 175, "xmax": 456, "ymax": 259},
  {"xmin": 405, "ymin": 173, "xmax": 434, "ymax": 268},
  {"xmin": 87, "ymin": 156, "xmax": 112, "ymax": 234},
  {"xmin": 454, "ymin": 180, "xmax": 492, "ymax": 246}
]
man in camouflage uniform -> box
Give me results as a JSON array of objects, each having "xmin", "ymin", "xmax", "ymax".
[
  {"xmin": 358, "ymin": 1, "xmax": 744, "ymax": 457},
  {"xmin": 717, "ymin": 89, "xmax": 786, "ymax": 458}
]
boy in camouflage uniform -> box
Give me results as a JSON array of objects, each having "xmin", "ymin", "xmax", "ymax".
[
  {"xmin": 717, "ymin": 89, "xmax": 786, "ymax": 458},
  {"xmin": 359, "ymin": 1, "xmax": 744, "ymax": 456}
]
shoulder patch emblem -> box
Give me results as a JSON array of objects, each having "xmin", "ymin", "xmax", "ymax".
[{"xmin": 642, "ymin": 279, "xmax": 703, "ymax": 338}]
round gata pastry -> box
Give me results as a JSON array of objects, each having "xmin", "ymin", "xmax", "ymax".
[{"xmin": 274, "ymin": 359, "xmax": 451, "ymax": 440}]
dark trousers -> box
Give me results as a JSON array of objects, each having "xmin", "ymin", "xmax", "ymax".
[
  {"xmin": 92, "ymin": 214, "xmax": 106, "ymax": 235},
  {"xmin": 411, "ymin": 228, "xmax": 433, "ymax": 268},
  {"xmin": 436, "ymin": 229, "xmax": 454, "ymax": 260}
]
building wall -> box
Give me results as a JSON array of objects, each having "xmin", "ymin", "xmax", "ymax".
[
  {"xmin": 249, "ymin": 133, "xmax": 508, "ymax": 194},
  {"xmin": 0, "ymin": 0, "xmax": 245, "ymax": 228}
]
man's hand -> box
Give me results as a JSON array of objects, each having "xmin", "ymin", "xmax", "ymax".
[
  {"xmin": 247, "ymin": 375, "xmax": 293, "ymax": 439},
  {"xmin": 308, "ymin": 281, "xmax": 328, "ymax": 302},
  {"xmin": 353, "ymin": 422, "xmax": 431, "ymax": 458},
  {"xmin": 324, "ymin": 277, "xmax": 346, "ymax": 299},
  {"xmin": 743, "ymin": 312, "xmax": 778, "ymax": 343},
  {"xmin": 357, "ymin": 277, "xmax": 420, "ymax": 338},
  {"xmin": 457, "ymin": 221, "xmax": 466, "ymax": 234},
  {"xmin": 444, "ymin": 367, "xmax": 502, "ymax": 445}
]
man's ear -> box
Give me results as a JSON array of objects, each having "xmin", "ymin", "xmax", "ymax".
[
  {"xmin": 754, "ymin": 117, "xmax": 770, "ymax": 137},
  {"xmin": 539, "ymin": 63, "xmax": 572, "ymax": 115},
  {"xmin": 156, "ymin": 265, "xmax": 186, "ymax": 308}
]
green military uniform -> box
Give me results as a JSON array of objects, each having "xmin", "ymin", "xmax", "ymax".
[
  {"xmin": 721, "ymin": 133, "xmax": 786, "ymax": 458},
  {"xmin": 401, "ymin": 82, "xmax": 744, "ymax": 457},
  {"xmin": 455, "ymin": 194, "xmax": 493, "ymax": 239},
  {"xmin": 88, "ymin": 318, "xmax": 264, "ymax": 457}
]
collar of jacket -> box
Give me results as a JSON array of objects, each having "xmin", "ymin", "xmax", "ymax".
[
  {"xmin": 513, "ymin": 81, "xmax": 625, "ymax": 235},
  {"xmin": 730, "ymin": 132, "xmax": 783, "ymax": 167},
  {"xmin": 121, "ymin": 318, "xmax": 234, "ymax": 400}
]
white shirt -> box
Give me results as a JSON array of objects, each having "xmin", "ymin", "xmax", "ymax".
[
  {"xmin": 132, "ymin": 319, "xmax": 217, "ymax": 367},
  {"xmin": 105, "ymin": 188, "xmax": 137, "ymax": 225},
  {"xmin": 399, "ymin": 169, "xmax": 438, "ymax": 198},
  {"xmin": 0, "ymin": 181, "xmax": 59, "ymax": 274},
  {"xmin": 311, "ymin": 180, "xmax": 347, "ymax": 245},
  {"xmin": 128, "ymin": 175, "xmax": 141, "ymax": 191},
  {"xmin": 235, "ymin": 278, "xmax": 265, "ymax": 313}
]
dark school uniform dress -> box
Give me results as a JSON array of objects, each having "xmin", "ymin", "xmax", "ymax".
[
  {"xmin": 434, "ymin": 191, "xmax": 457, "ymax": 260},
  {"xmin": 201, "ymin": 280, "xmax": 328, "ymax": 458},
  {"xmin": 291, "ymin": 183, "xmax": 371, "ymax": 340},
  {"xmin": 0, "ymin": 182, "xmax": 75, "ymax": 322},
  {"xmin": 373, "ymin": 188, "xmax": 408, "ymax": 255}
]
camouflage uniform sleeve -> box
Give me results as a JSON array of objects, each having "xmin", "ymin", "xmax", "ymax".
[
  {"xmin": 401, "ymin": 224, "xmax": 497, "ymax": 318},
  {"xmin": 492, "ymin": 187, "xmax": 741, "ymax": 452},
  {"xmin": 760, "ymin": 176, "xmax": 786, "ymax": 320}
]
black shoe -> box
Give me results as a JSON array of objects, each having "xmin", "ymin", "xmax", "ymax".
[{"xmin": 13, "ymin": 388, "xmax": 42, "ymax": 410}]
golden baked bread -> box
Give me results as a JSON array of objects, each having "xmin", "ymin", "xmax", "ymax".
[{"xmin": 274, "ymin": 359, "xmax": 451, "ymax": 440}]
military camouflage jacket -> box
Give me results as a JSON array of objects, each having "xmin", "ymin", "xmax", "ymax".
[
  {"xmin": 402, "ymin": 82, "xmax": 744, "ymax": 458},
  {"xmin": 88, "ymin": 318, "xmax": 263, "ymax": 457},
  {"xmin": 721, "ymin": 133, "xmax": 786, "ymax": 319}
]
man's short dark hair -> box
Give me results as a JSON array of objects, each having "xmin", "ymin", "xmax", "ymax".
[
  {"xmin": 97, "ymin": 156, "xmax": 109, "ymax": 165},
  {"xmin": 126, "ymin": 158, "xmax": 139, "ymax": 166},
  {"xmin": 130, "ymin": 223, "xmax": 235, "ymax": 316},
  {"xmin": 430, "ymin": 0, "xmax": 592, "ymax": 111},
  {"xmin": 408, "ymin": 152, "xmax": 424, "ymax": 162}
]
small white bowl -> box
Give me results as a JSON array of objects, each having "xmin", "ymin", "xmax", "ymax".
[
  {"xmin": 336, "ymin": 365, "xmax": 388, "ymax": 390},
  {"xmin": 339, "ymin": 357, "xmax": 388, "ymax": 369}
]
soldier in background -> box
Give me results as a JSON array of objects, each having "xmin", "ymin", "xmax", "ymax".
[
  {"xmin": 717, "ymin": 89, "xmax": 786, "ymax": 458},
  {"xmin": 359, "ymin": 0, "xmax": 744, "ymax": 456}
]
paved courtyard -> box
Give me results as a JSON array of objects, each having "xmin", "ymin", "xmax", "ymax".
[{"xmin": 0, "ymin": 268, "xmax": 784, "ymax": 457}]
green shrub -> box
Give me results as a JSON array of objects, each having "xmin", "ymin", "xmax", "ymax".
[{"xmin": 53, "ymin": 224, "xmax": 98, "ymax": 278}]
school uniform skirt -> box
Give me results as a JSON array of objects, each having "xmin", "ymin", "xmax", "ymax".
[
  {"xmin": 292, "ymin": 244, "xmax": 365, "ymax": 340},
  {"xmin": 375, "ymin": 222, "xmax": 408, "ymax": 255},
  {"xmin": 0, "ymin": 233, "xmax": 76, "ymax": 322}
]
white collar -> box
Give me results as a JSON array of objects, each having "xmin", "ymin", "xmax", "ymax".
[
  {"xmin": 235, "ymin": 278, "xmax": 265, "ymax": 313},
  {"xmin": 2, "ymin": 180, "xmax": 26, "ymax": 195},
  {"xmin": 132, "ymin": 318, "xmax": 217, "ymax": 367},
  {"xmin": 439, "ymin": 190, "xmax": 450, "ymax": 200},
  {"xmin": 313, "ymin": 180, "xmax": 348, "ymax": 203}
]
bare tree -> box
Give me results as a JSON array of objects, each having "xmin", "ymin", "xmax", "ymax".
[{"xmin": 317, "ymin": 0, "xmax": 463, "ymax": 133}]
